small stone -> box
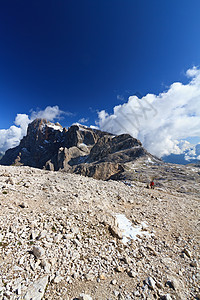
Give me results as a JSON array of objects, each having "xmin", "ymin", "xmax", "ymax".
[
  {"xmin": 19, "ymin": 202, "xmax": 28, "ymax": 208},
  {"xmin": 146, "ymin": 276, "xmax": 156, "ymax": 290},
  {"xmin": 190, "ymin": 260, "xmax": 198, "ymax": 267},
  {"xmin": 108, "ymin": 224, "xmax": 123, "ymax": 239},
  {"xmin": 24, "ymin": 182, "xmax": 30, "ymax": 188},
  {"xmin": 0, "ymin": 234, "xmax": 3, "ymax": 242},
  {"xmin": 79, "ymin": 293, "xmax": 93, "ymax": 300},
  {"xmin": 99, "ymin": 273, "xmax": 106, "ymax": 280},
  {"xmin": 183, "ymin": 248, "xmax": 192, "ymax": 258},
  {"xmin": 156, "ymin": 281, "xmax": 163, "ymax": 289},
  {"xmin": 18, "ymin": 256, "xmax": 25, "ymax": 265},
  {"xmin": 53, "ymin": 275, "xmax": 63, "ymax": 283},
  {"xmin": 37, "ymin": 230, "xmax": 47, "ymax": 239},
  {"xmin": 111, "ymin": 279, "xmax": 117, "ymax": 285},
  {"xmin": 127, "ymin": 270, "xmax": 136, "ymax": 278},
  {"xmin": 160, "ymin": 294, "xmax": 173, "ymax": 300},
  {"xmin": 115, "ymin": 266, "xmax": 124, "ymax": 272},
  {"xmin": 113, "ymin": 290, "xmax": 120, "ymax": 296},
  {"xmin": 53, "ymin": 234, "xmax": 62, "ymax": 243},
  {"xmin": 16, "ymin": 285, "xmax": 22, "ymax": 295},
  {"xmin": 85, "ymin": 274, "xmax": 94, "ymax": 281},
  {"xmin": 41, "ymin": 259, "xmax": 51, "ymax": 273},
  {"xmin": 66, "ymin": 276, "xmax": 72, "ymax": 284},
  {"xmin": 30, "ymin": 231, "xmax": 37, "ymax": 240},
  {"xmin": 6, "ymin": 177, "xmax": 14, "ymax": 185},
  {"xmin": 33, "ymin": 246, "xmax": 45, "ymax": 259},
  {"xmin": 133, "ymin": 290, "xmax": 140, "ymax": 297},
  {"xmin": 196, "ymin": 293, "xmax": 200, "ymax": 300},
  {"xmin": 146, "ymin": 245, "xmax": 157, "ymax": 256},
  {"xmin": 166, "ymin": 277, "xmax": 180, "ymax": 291},
  {"xmin": 123, "ymin": 255, "xmax": 131, "ymax": 264}
]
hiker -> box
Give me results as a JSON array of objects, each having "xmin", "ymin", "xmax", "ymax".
[{"xmin": 150, "ymin": 180, "xmax": 154, "ymax": 189}]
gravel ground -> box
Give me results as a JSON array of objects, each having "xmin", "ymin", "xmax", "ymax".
[{"xmin": 0, "ymin": 164, "xmax": 199, "ymax": 300}]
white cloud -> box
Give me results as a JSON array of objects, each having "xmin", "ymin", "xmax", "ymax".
[
  {"xmin": 0, "ymin": 106, "xmax": 65, "ymax": 153},
  {"xmin": 30, "ymin": 105, "xmax": 65, "ymax": 121},
  {"xmin": 15, "ymin": 114, "xmax": 31, "ymax": 136},
  {"xmin": 97, "ymin": 67, "xmax": 200, "ymax": 158},
  {"xmin": 117, "ymin": 95, "xmax": 125, "ymax": 101},
  {"xmin": 78, "ymin": 117, "xmax": 89, "ymax": 124}
]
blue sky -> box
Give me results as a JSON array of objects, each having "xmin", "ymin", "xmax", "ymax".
[{"xmin": 0, "ymin": 0, "xmax": 200, "ymax": 159}]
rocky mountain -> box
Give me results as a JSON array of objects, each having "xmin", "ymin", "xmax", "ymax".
[{"xmin": 0, "ymin": 118, "xmax": 157, "ymax": 180}]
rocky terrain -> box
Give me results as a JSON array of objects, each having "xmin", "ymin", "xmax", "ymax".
[{"xmin": 0, "ymin": 161, "xmax": 199, "ymax": 300}]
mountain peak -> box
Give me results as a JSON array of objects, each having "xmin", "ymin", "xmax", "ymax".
[{"xmin": 0, "ymin": 119, "xmax": 157, "ymax": 180}]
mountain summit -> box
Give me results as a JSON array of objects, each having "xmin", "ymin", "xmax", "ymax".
[{"xmin": 0, "ymin": 118, "xmax": 156, "ymax": 180}]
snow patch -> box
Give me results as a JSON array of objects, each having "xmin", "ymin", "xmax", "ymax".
[
  {"xmin": 47, "ymin": 124, "xmax": 63, "ymax": 132},
  {"xmin": 115, "ymin": 214, "xmax": 152, "ymax": 244},
  {"xmin": 147, "ymin": 157, "xmax": 155, "ymax": 164},
  {"xmin": 90, "ymin": 125, "xmax": 99, "ymax": 130}
]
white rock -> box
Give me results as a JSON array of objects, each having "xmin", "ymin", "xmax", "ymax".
[
  {"xmin": 79, "ymin": 294, "xmax": 93, "ymax": 300},
  {"xmin": 113, "ymin": 290, "xmax": 120, "ymax": 296},
  {"xmin": 127, "ymin": 270, "xmax": 136, "ymax": 278},
  {"xmin": 0, "ymin": 234, "xmax": 3, "ymax": 242},
  {"xmin": 53, "ymin": 275, "xmax": 63, "ymax": 283},
  {"xmin": 146, "ymin": 277, "xmax": 156, "ymax": 290},
  {"xmin": 166, "ymin": 277, "xmax": 182, "ymax": 291},
  {"xmin": 53, "ymin": 234, "xmax": 62, "ymax": 243},
  {"xmin": 30, "ymin": 231, "xmax": 38, "ymax": 240},
  {"xmin": 41, "ymin": 259, "xmax": 51, "ymax": 273},
  {"xmin": 161, "ymin": 294, "xmax": 173, "ymax": 300},
  {"xmin": 111, "ymin": 279, "xmax": 117, "ymax": 285},
  {"xmin": 23, "ymin": 275, "xmax": 48, "ymax": 300}
]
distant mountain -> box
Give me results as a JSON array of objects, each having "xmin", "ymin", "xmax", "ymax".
[
  {"xmin": 0, "ymin": 118, "xmax": 157, "ymax": 180},
  {"xmin": 162, "ymin": 153, "xmax": 199, "ymax": 165},
  {"xmin": 0, "ymin": 152, "xmax": 4, "ymax": 160},
  {"xmin": 162, "ymin": 143, "xmax": 200, "ymax": 165}
]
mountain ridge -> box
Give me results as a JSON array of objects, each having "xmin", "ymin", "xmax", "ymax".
[{"xmin": 0, "ymin": 118, "xmax": 156, "ymax": 180}]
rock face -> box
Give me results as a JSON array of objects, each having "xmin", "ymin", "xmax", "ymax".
[
  {"xmin": 0, "ymin": 119, "xmax": 110, "ymax": 170},
  {"xmin": 87, "ymin": 134, "xmax": 144, "ymax": 163},
  {"xmin": 0, "ymin": 119, "xmax": 154, "ymax": 180}
]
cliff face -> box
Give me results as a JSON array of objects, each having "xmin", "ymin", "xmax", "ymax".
[{"xmin": 0, "ymin": 118, "xmax": 155, "ymax": 180}]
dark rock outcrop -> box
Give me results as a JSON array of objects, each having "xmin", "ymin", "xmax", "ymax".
[
  {"xmin": 0, "ymin": 118, "xmax": 154, "ymax": 180},
  {"xmin": 73, "ymin": 162, "xmax": 124, "ymax": 181},
  {"xmin": 87, "ymin": 134, "xmax": 146, "ymax": 163}
]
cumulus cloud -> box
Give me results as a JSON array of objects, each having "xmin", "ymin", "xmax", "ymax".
[
  {"xmin": 30, "ymin": 105, "xmax": 65, "ymax": 121},
  {"xmin": 184, "ymin": 142, "xmax": 200, "ymax": 161},
  {"xmin": 78, "ymin": 117, "xmax": 89, "ymax": 124},
  {"xmin": 97, "ymin": 67, "xmax": 200, "ymax": 158},
  {"xmin": 0, "ymin": 105, "xmax": 65, "ymax": 153}
]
